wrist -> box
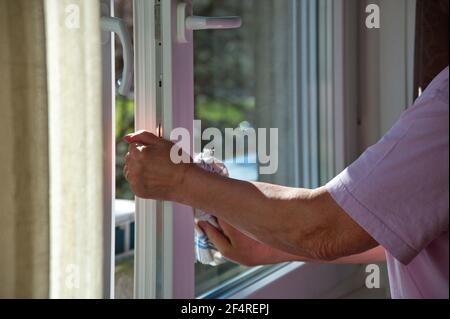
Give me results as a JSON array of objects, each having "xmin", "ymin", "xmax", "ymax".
[{"xmin": 169, "ymin": 163, "xmax": 198, "ymax": 204}]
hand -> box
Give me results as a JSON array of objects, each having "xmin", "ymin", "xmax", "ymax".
[
  {"xmin": 123, "ymin": 130, "xmax": 190, "ymax": 201},
  {"xmin": 198, "ymin": 219, "xmax": 294, "ymax": 267}
]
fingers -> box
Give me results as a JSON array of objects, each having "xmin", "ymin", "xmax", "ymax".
[
  {"xmin": 216, "ymin": 219, "xmax": 234, "ymax": 244},
  {"xmin": 216, "ymin": 219, "xmax": 245, "ymax": 246},
  {"xmin": 123, "ymin": 130, "xmax": 159, "ymax": 145},
  {"xmin": 217, "ymin": 218, "xmax": 233, "ymax": 233},
  {"xmin": 123, "ymin": 153, "xmax": 129, "ymax": 179},
  {"xmin": 128, "ymin": 142, "xmax": 146, "ymax": 159},
  {"xmin": 124, "ymin": 165, "xmax": 129, "ymax": 181},
  {"xmin": 123, "ymin": 151, "xmax": 135, "ymax": 182},
  {"xmin": 124, "ymin": 143, "xmax": 149, "ymax": 185},
  {"xmin": 128, "ymin": 142, "xmax": 142, "ymax": 152},
  {"xmin": 198, "ymin": 221, "xmax": 232, "ymax": 254}
]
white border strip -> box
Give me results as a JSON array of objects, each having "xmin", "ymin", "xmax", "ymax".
[
  {"xmin": 133, "ymin": 0, "xmax": 158, "ymax": 299},
  {"xmin": 100, "ymin": 0, "xmax": 115, "ymax": 299}
]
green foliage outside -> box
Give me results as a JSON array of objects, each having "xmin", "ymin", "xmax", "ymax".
[{"xmin": 116, "ymin": 96, "xmax": 135, "ymax": 200}]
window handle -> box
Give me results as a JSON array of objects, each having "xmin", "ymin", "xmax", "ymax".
[
  {"xmin": 186, "ymin": 16, "xmax": 242, "ymax": 31},
  {"xmin": 101, "ymin": 17, "xmax": 134, "ymax": 97},
  {"xmin": 177, "ymin": 3, "xmax": 242, "ymax": 43}
]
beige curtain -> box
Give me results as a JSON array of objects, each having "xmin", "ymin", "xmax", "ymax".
[
  {"xmin": 0, "ymin": 0, "xmax": 104, "ymax": 298},
  {"xmin": 45, "ymin": 0, "xmax": 103, "ymax": 299},
  {"xmin": 0, "ymin": 0, "xmax": 50, "ymax": 299}
]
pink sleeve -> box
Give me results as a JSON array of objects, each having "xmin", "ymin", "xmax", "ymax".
[{"xmin": 326, "ymin": 71, "xmax": 449, "ymax": 265}]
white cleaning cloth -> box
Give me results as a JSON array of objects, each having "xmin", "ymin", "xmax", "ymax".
[{"xmin": 194, "ymin": 150, "xmax": 229, "ymax": 266}]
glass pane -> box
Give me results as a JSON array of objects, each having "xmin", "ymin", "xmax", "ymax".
[
  {"xmin": 114, "ymin": 0, "xmax": 135, "ymax": 299},
  {"xmin": 194, "ymin": 0, "xmax": 298, "ymax": 296}
]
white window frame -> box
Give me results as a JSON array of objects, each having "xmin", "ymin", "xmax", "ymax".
[
  {"xmin": 358, "ymin": 0, "xmax": 416, "ymax": 148},
  {"xmin": 131, "ymin": 0, "xmax": 366, "ymax": 299},
  {"xmin": 133, "ymin": 0, "xmax": 195, "ymax": 299},
  {"xmin": 133, "ymin": 0, "xmax": 158, "ymax": 299},
  {"xmin": 101, "ymin": 0, "xmax": 116, "ymax": 299}
]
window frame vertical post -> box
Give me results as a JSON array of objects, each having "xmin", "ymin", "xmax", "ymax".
[
  {"xmin": 133, "ymin": 0, "xmax": 195, "ymax": 299},
  {"xmin": 160, "ymin": 0, "xmax": 195, "ymax": 299},
  {"xmin": 133, "ymin": 0, "xmax": 158, "ymax": 299},
  {"xmin": 101, "ymin": 0, "xmax": 116, "ymax": 299}
]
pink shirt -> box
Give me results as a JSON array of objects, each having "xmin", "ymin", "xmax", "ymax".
[{"xmin": 326, "ymin": 67, "xmax": 449, "ymax": 299}]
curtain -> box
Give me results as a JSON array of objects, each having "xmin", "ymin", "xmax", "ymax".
[
  {"xmin": 0, "ymin": 0, "xmax": 104, "ymax": 298},
  {"xmin": 0, "ymin": 0, "xmax": 50, "ymax": 299}
]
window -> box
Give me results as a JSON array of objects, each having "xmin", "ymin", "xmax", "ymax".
[
  {"xmin": 108, "ymin": 0, "xmax": 355, "ymax": 299},
  {"xmin": 193, "ymin": 0, "xmax": 300, "ymax": 296},
  {"xmin": 193, "ymin": 0, "xmax": 345, "ymax": 296}
]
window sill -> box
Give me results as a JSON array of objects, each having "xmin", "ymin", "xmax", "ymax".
[
  {"xmin": 197, "ymin": 263, "xmax": 300, "ymax": 299},
  {"xmin": 199, "ymin": 262, "xmax": 365, "ymax": 299}
]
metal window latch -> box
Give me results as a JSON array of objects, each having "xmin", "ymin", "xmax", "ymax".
[
  {"xmin": 101, "ymin": 16, "xmax": 134, "ymax": 97},
  {"xmin": 177, "ymin": 2, "xmax": 242, "ymax": 43}
]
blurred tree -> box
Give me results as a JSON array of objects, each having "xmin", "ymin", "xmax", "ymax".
[
  {"xmin": 115, "ymin": 96, "xmax": 135, "ymax": 200},
  {"xmin": 115, "ymin": 0, "xmax": 135, "ymax": 200},
  {"xmin": 194, "ymin": 0, "xmax": 256, "ymax": 141}
]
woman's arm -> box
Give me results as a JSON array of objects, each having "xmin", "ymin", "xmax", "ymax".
[
  {"xmin": 198, "ymin": 218, "xmax": 386, "ymax": 266},
  {"xmin": 124, "ymin": 131, "xmax": 378, "ymax": 262},
  {"xmin": 332, "ymin": 246, "xmax": 386, "ymax": 264},
  {"xmin": 179, "ymin": 165, "xmax": 378, "ymax": 261}
]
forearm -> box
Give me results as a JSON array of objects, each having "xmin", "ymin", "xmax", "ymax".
[
  {"xmin": 331, "ymin": 246, "xmax": 386, "ymax": 264},
  {"xmin": 176, "ymin": 164, "xmax": 370, "ymax": 260},
  {"xmin": 264, "ymin": 246, "xmax": 387, "ymax": 265}
]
